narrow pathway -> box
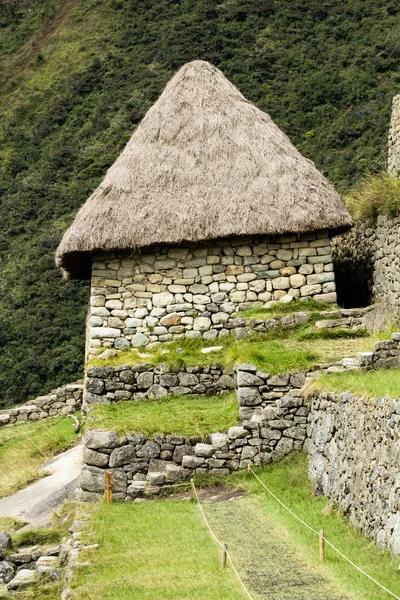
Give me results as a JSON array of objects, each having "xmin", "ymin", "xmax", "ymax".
[
  {"xmin": 0, "ymin": 444, "xmax": 83, "ymax": 527},
  {"xmin": 205, "ymin": 497, "xmax": 349, "ymax": 600}
]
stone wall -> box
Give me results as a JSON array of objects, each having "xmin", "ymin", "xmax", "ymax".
[
  {"xmin": 80, "ymin": 365, "xmax": 308, "ymax": 500},
  {"xmin": 388, "ymin": 94, "xmax": 400, "ymax": 176},
  {"xmin": 0, "ymin": 382, "xmax": 83, "ymax": 427},
  {"xmin": 306, "ymin": 390, "xmax": 400, "ymax": 557},
  {"xmin": 333, "ymin": 215, "xmax": 400, "ymax": 312},
  {"xmin": 85, "ymin": 364, "xmax": 234, "ymax": 408},
  {"xmin": 88, "ymin": 232, "xmax": 336, "ymax": 357}
]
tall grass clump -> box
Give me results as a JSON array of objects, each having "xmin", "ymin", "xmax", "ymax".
[{"xmin": 346, "ymin": 172, "xmax": 400, "ymax": 220}]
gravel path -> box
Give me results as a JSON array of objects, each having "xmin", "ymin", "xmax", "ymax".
[{"xmin": 205, "ymin": 497, "xmax": 350, "ymax": 600}]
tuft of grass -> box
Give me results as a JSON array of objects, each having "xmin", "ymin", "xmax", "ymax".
[
  {"xmin": 238, "ymin": 297, "xmax": 335, "ymax": 319},
  {"xmin": 0, "ymin": 416, "xmax": 78, "ymax": 498},
  {"xmin": 346, "ymin": 172, "xmax": 400, "ymax": 220},
  {"xmin": 298, "ymin": 328, "xmax": 368, "ymax": 340},
  {"xmin": 228, "ymin": 454, "xmax": 400, "ymax": 600},
  {"xmin": 0, "ymin": 517, "xmax": 27, "ymax": 534},
  {"xmin": 309, "ymin": 367, "xmax": 400, "ymax": 399},
  {"xmin": 86, "ymin": 393, "xmax": 238, "ymax": 437},
  {"xmin": 71, "ymin": 501, "xmax": 246, "ymax": 600},
  {"xmin": 12, "ymin": 527, "xmax": 64, "ymax": 549}
]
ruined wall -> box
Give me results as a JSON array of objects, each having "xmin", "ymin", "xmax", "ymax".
[
  {"xmin": 79, "ymin": 365, "xmax": 308, "ymax": 501},
  {"xmin": 333, "ymin": 215, "xmax": 400, "ymax": 312},
  {"xmin": 388, "ymin": 94, "xmax": 400, "ymax": 176},
  {"xmin": 88, "ymin": 232, "xmax": 336, "ymax": 357},
  {"xmin": 307, "ymin": 390, "xmax": 400, "ymax": 557}
]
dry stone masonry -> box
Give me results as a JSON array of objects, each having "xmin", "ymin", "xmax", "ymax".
[
  {"xmin": 333, "ymin": 215, "xmax": 400, "ymax": 313},
  {"xmin": 0, "ymin": 382, "xmax": 83, "ymax": 427},
  {"xmin": 88, "ymin": 232, "xmax": 336, "ymax": 356},
  {"xmin": 388, "ymin": 94, "xmax": 400, "ymax": 176},
  {"xmin": 85, "ymin": 364, "xmax": 234, "ymax": 408},
  {"xmin": 80, "ymin": 364, "xmax": 309, "ymax": 500},
  {"xmin": 307, "ymin": 390, "xmax": 400, "ymax": 557}
]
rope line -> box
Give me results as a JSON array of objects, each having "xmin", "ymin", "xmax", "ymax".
[
  {"xmin": 248, "ymin": 467, "xmax": 400, "ymax": 600},
  {"xmin": 191, "ymin": 480, "xmax": 255, "ymax": 600}
]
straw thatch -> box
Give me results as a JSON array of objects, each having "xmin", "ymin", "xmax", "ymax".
[{"xmin": 56, "ymin": 60, "xmax": 353, "ymax": 279}]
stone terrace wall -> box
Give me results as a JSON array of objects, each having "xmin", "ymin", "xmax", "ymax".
[
  {"xmin": 85, "ymin": 364, "xmax": 234, "ymax": 408},
  {"xmin": 84, "ymin": 363, "xmax": 306, "ymax": 410},
  {"xmin": 88, "ymin": 232, "xmax": 336, "ymax": 357},
  {"xmin": 333, "ymin": 215, "xmax": 400, "ymax": 312},
  {"xmin": 307, "ymin": 391, "xmax": 400, "ymax": 557},
  {"xmin": 0, "ymin": 382, "xmax": 83, "ymax": 427},
  {"xmin": 388, "ymin": 94, "xmax": 400, "ymax": 176},
  {"xmin": 80, "ymin": 365, "xmax": 308, "ymax": 500}
]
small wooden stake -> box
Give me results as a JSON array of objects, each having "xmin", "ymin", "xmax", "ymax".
[
  {"xmin": 190, "ymin": 478, "xmax": 196, "ymax": 500},
  {"xmin": 222, "ymin": 543, "xmax": 228, "ymax": 568},
  {"xmin": 105, "ymin": 471, "xmax": 113, "ymax": 504},
  {"xmin": 319, "ymin": 530, "xmax": 325, "ymax": 561}
]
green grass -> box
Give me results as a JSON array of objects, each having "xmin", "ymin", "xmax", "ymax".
[
  {"xmin": 86, "ymin": 393, "xmax": 238, "ymax": 437},
  {"xmin": 71, "ymin": 501, "xmax": 246, "ymax": 600},
  {"xmin": 238, "ymin": 297, "xmax": 336, "ymax": 319},
  {"xmin": 91, "ymin": 325, "xmax": 396, "ymax": 376},
  {"xmin": 12, "ymin": 527, "xmax": 64, "ymax": 549},
  {"xmin": 229, "ymin": 454, "xmax": 400, "ymax": 600},
  {"xmin": 346, "ymin": 172, "xmax": 400, "ymax": 220},
  {"xmin": 0, "ymin": 415, "xmax": 78, "ymax": 497},
  {"xmin": 309, "ymin": 366, "xmax": 400, "ymax": 399}
]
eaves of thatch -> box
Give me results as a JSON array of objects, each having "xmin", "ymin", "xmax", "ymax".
[{"xmin": 56, "ymin": 60, "xmax": 353, "ymax": 279}]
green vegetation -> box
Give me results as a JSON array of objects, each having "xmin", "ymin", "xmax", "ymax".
[
  {"xmin": 1, "ymin": 0, "xmax": 400, "ymax": 405},
  {"xmin": 346, "ymin": 172, "xmax": 400, "ymax": 219},
  {"xmin": 0, "ymin": 415, "xmax": 78, "ymax": 497},
  {"xmin": 87, "ymin": 393, "xmax": 238, "ymax": 436},
  {"xmin": 71, "ymin": 501, "xmax": 246, "ymax": 600},
  {"xmin": 229, "ymin": 454, "xmax": 400, "ymax": 600},
  {"xmin": 309, "ymin": 366, "xmax": 400, "ymax": 398},
  {"xmin": 91, "ymin": 325, "xmax": 390, "ymax": 374},
  {"xmin": 12, "ymin": 527, "xmax": 64, "ymax": 549},
  {"xmin": 238, "ymin": 298, "xmax": 335, "ymax": 319},
  {"xmin": 70, "ymin": 454, "xmax": 400, "ymax": 600},
  {"xmin": 10, "ymin": 579, "xmax": 63, "ymax": 600}
]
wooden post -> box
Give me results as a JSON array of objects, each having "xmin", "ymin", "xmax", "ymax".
[
  {"xmin": 190, "ymin": 478, "xmax": 196, "ymax": 501},
  {"xmin": 105, "ymin": 471, "xmax": 113, "ymax": 504},
  {"xmin": 222, "ymin": 543, "xmax": 228, "ymax": 568},
  {"xmin": 319, "ymin": 530, "xmax": 325, "ymax": 561}
]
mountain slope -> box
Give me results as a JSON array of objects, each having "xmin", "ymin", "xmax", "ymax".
[{"xmin": 1, "ymin": 0, "xmax": 400, "ymax": 405}]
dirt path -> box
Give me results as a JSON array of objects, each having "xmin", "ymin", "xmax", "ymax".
[
  {"xmin": 0, "ymin": 444, "xmax": 83, "ymax": 527},
  {"xmin": 205, "ymin": 497, "xmax": 349, "ymax": 600}
]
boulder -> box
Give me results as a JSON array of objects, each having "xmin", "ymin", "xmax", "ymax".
[
  {"xmin": 0, "ymin": 561, "xmax": 15, "ymax": 584},
  {"xmin": 7, "ymin": 569, "xmax": 37, "ymax": 590}
]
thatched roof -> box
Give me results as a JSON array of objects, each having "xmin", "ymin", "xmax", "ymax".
[{"xmin": 56, "ymin": 60, "xmax": 353, "ymax": 279}]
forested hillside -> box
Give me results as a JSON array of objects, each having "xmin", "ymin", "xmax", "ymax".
[{"xmin": 1, "ymin": 0, "xmax": 400, "ymax": 406}]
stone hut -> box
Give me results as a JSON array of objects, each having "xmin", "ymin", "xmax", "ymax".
[{"xmin": 56, "ymin": 60, "xmax": 353, "ymax": 357}]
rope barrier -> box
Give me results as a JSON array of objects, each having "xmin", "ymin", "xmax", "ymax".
[
  {"xmin": 191, "ymin": 479, "xmax": 255, "ymax": 600},
  {"xmin": 248, "ymin": 466, "xmax": 400, "ymax": 600}
]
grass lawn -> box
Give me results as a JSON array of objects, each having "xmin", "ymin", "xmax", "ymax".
[
  {"xmin": 309, "ymin": 366, "xmax": 400, "ymax": 398},
  {"xmin": 229, "ymin": 454, "xmax": 400, "ymax": 600},
  {"xmin": 86, "ymin": 392, "xmax": 238, "ymax": 436},
  {"xmin": 71, "ymin": 501, "xmax": 246, "ymax": 600},
  {"xmin": 70, "ymin": 454, "xmax": 400, "ymax": 600},
  {"xmin": 90, "ymin": 326, "xmax": 395, "ymax": 376},
  {"xmin": 237, "ymin": 297, "xmax": 336, "ymax": 319},
  {"xmin": 0, "ymin": 415, "xmax": 78, "ymax": 497}
]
